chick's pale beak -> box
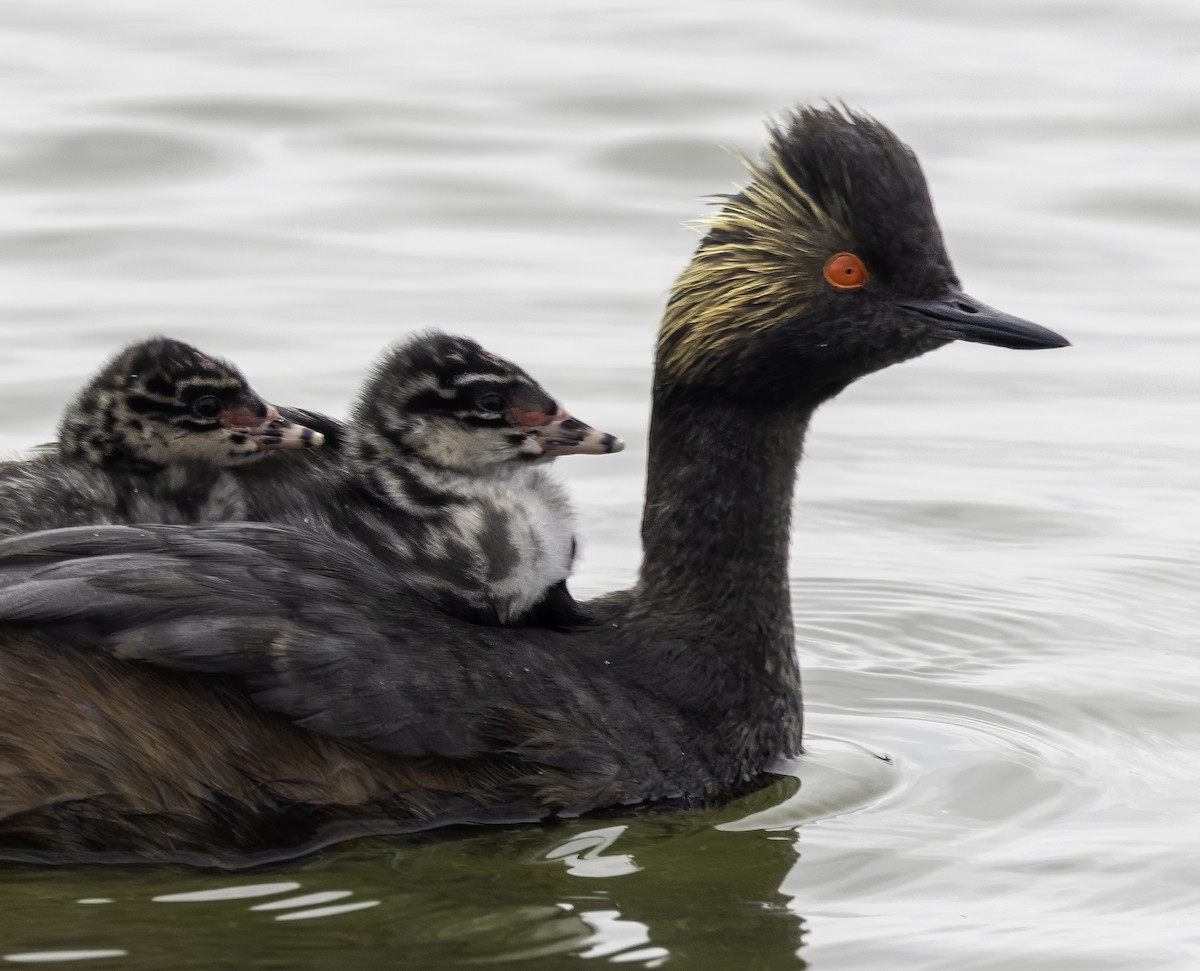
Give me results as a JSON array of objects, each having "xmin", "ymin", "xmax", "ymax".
[
  {"xmin": 511, "ymin": 406, "xmax": 624, "ymax": 458},
  {"xmin": 898, "ymin": 289, "xmax": 1070, "ymax": 350},
  {"xmin": 225, "ymin": 404, "xmax": 325, "ymax": 451}
]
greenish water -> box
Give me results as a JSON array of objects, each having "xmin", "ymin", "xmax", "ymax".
[
  {"xmin": 1, "ymin": 0, "xmax": 1198, "ymax": 967},
  {"xmin": 4, "ymin": 783, "xmax": 821, "ymax": 968}
]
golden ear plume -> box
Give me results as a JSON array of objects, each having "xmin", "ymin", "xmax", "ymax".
[{"xmin": 656, "ymin": 141, "xmax": 853, "ymax": 383}]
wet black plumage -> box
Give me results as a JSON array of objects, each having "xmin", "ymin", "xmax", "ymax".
[{"xmin": 0, "ymin": 106, "xmax": 1068, "ymax": 862}]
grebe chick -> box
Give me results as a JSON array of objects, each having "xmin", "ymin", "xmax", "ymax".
[
  {"xmin": 0, "ymin": 337, "xmax": 322, "ymax": 535},
  {"xmin": 250, "ymin": 332, "xmax": 623, "ymax": 627}
]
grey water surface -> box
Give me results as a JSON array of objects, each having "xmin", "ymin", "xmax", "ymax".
[{"xmin": 0, "ymin": 1, "xmax": 1197, "ymax": 968}]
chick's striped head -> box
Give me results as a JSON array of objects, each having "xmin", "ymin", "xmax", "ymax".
[
  {"xmin": 58, "ymin": 337, "xmax": 322, "ymax": 470},
  {"xmin": 348, "ymin": 332, "xmax": 622, "ymax": 475}
]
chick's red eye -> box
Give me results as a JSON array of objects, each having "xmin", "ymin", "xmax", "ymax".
[{"xmin": 823, "ymin": 252, "xmax": 868, "ymax": 290}]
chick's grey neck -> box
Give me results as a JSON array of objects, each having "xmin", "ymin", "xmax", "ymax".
[{"xmin": 637, "ymin": 383, "xmax": 810, "ymax": 642}]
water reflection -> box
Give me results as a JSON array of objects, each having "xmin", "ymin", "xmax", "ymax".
[
  {"xmin": 151, "ymin": 881, "xmax": 300, "ymax": 902},
  {"xmin": 271, "ymin": 901, "xmax": 380, "ymax": 922},
  {"xmin": 524, "ymin": 786, "xmax": 813, "ymax": 966},
  {"xmin": 542, "ymin": 825, "xmax": 641, "ymax": 879},
  {"xmin": 0, "ymin": 784, "xmax": 817, "ymax": 967},
  {"xmin": 3, "ymin": 950, "xmax": 128, "ymax": 964},
  {"xmin": 249, "ymin": 890, "xmax": 353, "ymax": 911},
  {"xmin": 572, "ymin": 911, "xmax": 664, "ymax": 964}
]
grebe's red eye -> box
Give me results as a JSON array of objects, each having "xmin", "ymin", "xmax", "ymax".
[{"xmin": 823, "ymin": 252, "xmax": 868, "ymax": 290}]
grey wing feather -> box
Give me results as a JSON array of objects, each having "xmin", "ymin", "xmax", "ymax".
[{"xmin": 0, "ymin": 523, "xmax": 611, "ymax": 773}]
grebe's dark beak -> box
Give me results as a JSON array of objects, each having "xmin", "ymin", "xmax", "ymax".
[{"xmin": 899, "ymin": 289, "xmax": 1070, "ymax": 350}]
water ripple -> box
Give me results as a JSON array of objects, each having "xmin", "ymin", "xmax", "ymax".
[{"xmin": 0, "ymin": 127, "xmax": 227, "ymax": 187}]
